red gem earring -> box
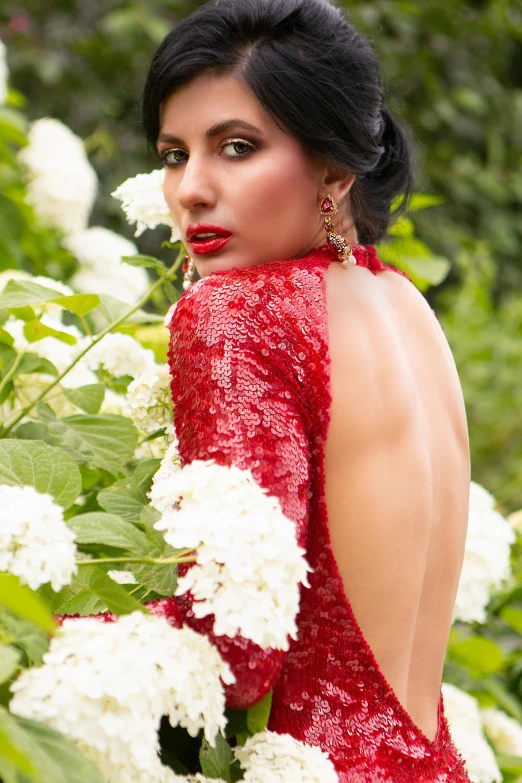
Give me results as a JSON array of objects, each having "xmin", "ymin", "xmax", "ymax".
[{"xmin": 320, "ymin": 194, "xmax": 357, "ymax": 268}]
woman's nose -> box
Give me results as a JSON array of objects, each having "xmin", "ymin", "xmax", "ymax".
[{"xmin": 176, "ymin": 154, "xmax": 216, "ymax": 211}]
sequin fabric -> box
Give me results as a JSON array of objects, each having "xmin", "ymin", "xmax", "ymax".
[{"xmin": 57, "ymin": 243, "xmax": 468, "ymax": 782}]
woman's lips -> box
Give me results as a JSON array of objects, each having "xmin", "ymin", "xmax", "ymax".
[{"xmin": 187, "ymin": 235, "xmax": 232, "ymax": 255}]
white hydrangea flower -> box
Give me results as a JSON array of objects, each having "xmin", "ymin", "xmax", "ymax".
[
  {"xmin": 17, "ymin": 118, "xmax": 98, "ymax": 235},
  {"xmin": 71, "ymin": 266, "xmax": 149, "ymax": 308},
  {"xmin": 9, "ymin": 612, "xmax": 234, "ymax": 783},
  {"xmin": 108, "ymin": 570, "xmax": 137, "ymax": 585},
  {"xmin": 481, "ymin": 706, "xmax": 522, "ymax": 756},
  {"xmin": 234, "ymin": 731, "xmax": 338, "ymax": 783},
  {"xmin": 149, "ymin": 459, "xmax": 312, "ymax": 650},
  {"xmin": 63, "ymin": 226, "xmax": 150, "ymax": 305},
  {"xmin": 441, "ymin": 683, "xmax": 501, "ymax": 783},
  {"xmin": 0, "ymin": 484, "xmax": 77, "ymax": 591},
  {"xmin": 59, "ymin": 361, "xmax": 100, "ymax": 390},
  {"xmin": 173, "ymin": 777, "xmax": 226, "ymax": 783},
  {"xmin": 0, "ymin": 39, "xmax": 8, "ymax": 105},
  {"xmin": 76, "ymin": 332, "xmax": 157, "ymax": 378},
  {"xmin": 100, "ymin": 388, "xmax": 133, "ymax": 418},
  {"xmin": 453, "ymin": 481, "xmax": 516, "ymax": 624},
  {"xmin": 126, "ymin": 363, "xmax": 175, "ymax": 437},
  {"xmin": 171, "ymin": 776, "xmax": 225, "ymax": 783},
  {"xmin": 147, "ymin": 440, "xmax": 182, "ymax": 513},
  {"xmin": 111, "ymin": 169, "xmax": 181, "ymax": 243}
]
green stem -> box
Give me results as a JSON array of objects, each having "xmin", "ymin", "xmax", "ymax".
[
  {"xmin": 0, "ymin": 350, "xmax": 26, "ymax": 398},
  {"xmin": 77, "ymin": 554, "xmax": 196, "ymax": 566},
  {"xmin": 1, "ymin": 248, "xmax": 185, "ymax": 438}
]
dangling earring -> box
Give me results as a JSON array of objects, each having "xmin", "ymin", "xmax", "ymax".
[
  {"xmin": 182, "ymin": 255, "xmax": 195, "ymax": 290},
  {"xmin": 320, "ymin": 194, "xmax": 357, "ymax": 268}
]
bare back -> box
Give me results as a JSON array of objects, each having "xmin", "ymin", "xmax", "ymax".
[{"xmin": 323, "ymin": 262, "xmax": 471, "ymax": 744}]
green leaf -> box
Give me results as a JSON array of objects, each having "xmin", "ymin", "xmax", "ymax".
[
  {"xmin": 42, "ymin": 413, "xmax": 138, "ymax": 475},
  {"xmin": 0, "ymin": 280, "xmax": 66, "ymax": 310},
  {"xmin": 0, "ymin": 726, "xmax": 39, "ymax": 780},
  {"xmin": 50, "ymin": 294, "xmax": 100, "ymax": 316},
  {"xmin": 0, "ymin": 575, "xmax": 55, "ymax": 634},
  {"xmin": 400, "ymin": 255, "xmax": 451, "ymax": 286},
  {"xmin": 8, "ymin": 306, "xmax": 36, "ymax": 322},
  {"xmin": 22, "ymin": 321, "xmax": 76, "ymax": 345},
  {"xmin": 98, "ymin": 477, "xmax": 149, "ymax": 523},
  {"xmin": 481, "ymin": 677, "xmax": 522, "ymax": 723},
  {"xmin": 67, "ymin": 512, "xmax": 149, "ymax": 553},
  {"xmin": 133, "ymin": 459, "xmax": 162, "ymax": 496},
  {"xmin": 449, "ymin": 636, "xmax": 504, "ymax": 677},
  {"xmin": 16, "ymin": 353, "xmax": 58, "ymax": 377},
  {"xmin": 199, "ymin": 733, "xmax": 233, "ymax": 782},
  {"xmin": 246, "ymin": 690, "xmax": 272, "ymax": 735},
  {"xmin": 497, "ymin": 755, "xmax": 522, "ymax": 774},
  {"xmin": 0, "ymin": 342, "xmax": 16, "ymax": 375},
  {"xmin": 224, "ymin": 708, "xmax": 249, "ymax": 740},
  {"xmin": 0, "ymin": 707, "xmax": 106, "ymax": 783},
  {"xmin": 81, "ymin": 566, "xmax": 148, "ymax": 617},
  {"xmin": 61, "ymin": 384, "xmax": 105, "ymax": 414},
  {"xmin": 388, "ymin": 217, "xmax": 415, "ymax": 238},
  {"xmin": 51, "ymin": 590, "xmax": 108, "ymax": 617},
  {"xmin": 12, "ymin": 422, "xmax": 55, "ymax": 445},
  {"xmin": 139, "ymin": 503, "xmax": 162, "ymax": 532},
  {"xmin": 407, "ymin": 193, "xmax": 445, "ymax": 211},
  {"xmin": 94, "ymin": 295, "xmax": 163, "ymax": 325},
  {"xmin": 44, "ymin": 568, "xmax": 108, "ymax": 616},
  {"xmin": 0, "ymin": 328, "xmax": 14, "ymax": 347},
  {"xmin": 0, "ymin": 440, "xmax": 81, "ymax": 509},
  {"xmin": 0, "ymin": 647, "xmax": 21, "ymax": 685},
  {"xmin": 121, "ymin": 254, "xmax": 165, "ymax": 272},
  {"xmin": 500, "ymin": 606, "xmax": 522, "ymax": 634},
  {"xmin": 128, "ymin": 539, "xmax": 177, "ymax": 597},
  {"xmin": 0, "ymin": 613, "xmax": 49, "ymax": 667},
  {"xmin": 0, "ymin": 282, "xmax": 100, "ymax": 320}
]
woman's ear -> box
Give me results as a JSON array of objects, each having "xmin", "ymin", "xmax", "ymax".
[{"xmin": 321, "ymin": 164, "xmax": 356, "ymax": 205}]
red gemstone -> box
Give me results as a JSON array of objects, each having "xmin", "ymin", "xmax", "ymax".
[
  {"xmin": 321, "ymin": 197, "xmax": 333, "ymax": 214},
  {"xmin": 182, "ymin": 262, "xmax": 187, "ymax": 271}
]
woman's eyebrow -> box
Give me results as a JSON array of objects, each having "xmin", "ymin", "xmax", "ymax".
[{"xmin": 156, "ymin": 119, "xmax": 264, "ymax": 147}]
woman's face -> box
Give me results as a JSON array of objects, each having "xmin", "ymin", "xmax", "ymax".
[{"xmin": 157, "ymin": 73, "xmax": 355, "ymax": 277}]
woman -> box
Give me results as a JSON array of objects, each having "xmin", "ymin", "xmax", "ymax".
[
  {"xmin": 87, "ymin": 0, "xmax": 474, "ymax": 779},
  {"xmin": 143, "ymin": 1, "xmax": 473, "ymax": 777}
]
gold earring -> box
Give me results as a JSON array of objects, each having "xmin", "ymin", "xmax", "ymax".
[
  {"xmin": 320, "ymin": 194, "xmax": 356, "ymax": 268},
  {"xmin": 182, "ymin": 255, "xmax": 195, "ymax": 290}
]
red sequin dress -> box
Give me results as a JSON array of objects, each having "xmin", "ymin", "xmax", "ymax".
[{"xmin": 59, "ymin": 243, "xmax": 472, "ymax": 782}]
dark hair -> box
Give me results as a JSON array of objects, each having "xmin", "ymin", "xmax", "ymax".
[{"xmin": 141, "ymin": 0, "xmax": 415, "ymax": 244}]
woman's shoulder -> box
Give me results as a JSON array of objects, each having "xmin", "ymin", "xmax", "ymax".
[{"xmin": 168, "ymin": 247, "xmax": 332, "ymax": 339}]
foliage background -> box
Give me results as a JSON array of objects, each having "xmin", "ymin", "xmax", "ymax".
[{"xmin": 1, "ymin": 1, "xmax": 522, "ymax": 780}]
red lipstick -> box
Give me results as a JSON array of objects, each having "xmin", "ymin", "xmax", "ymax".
[{"xmin": 186, "ymin": 223, "xmax": 232, "ymax": 255}]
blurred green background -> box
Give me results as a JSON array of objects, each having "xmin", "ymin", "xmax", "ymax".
[{"xmin": 0, "ymin": 0, "xmax": 521, "ymax": 513}]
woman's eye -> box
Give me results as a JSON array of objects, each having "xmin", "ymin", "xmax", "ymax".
[
  {"xmin": 161, "ymin": 149, "xmax": 186, "ymax": 166},
  {"xmin": 160, "ymin": 139, "xmax": 254, "ymax": 167},
  {"xmin": 221, "ymin": 140, "xmax": 254, "ymax": 157}
]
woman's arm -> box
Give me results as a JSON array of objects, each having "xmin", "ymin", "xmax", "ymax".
[{"xmin": 57, "ymin": 278, "xmax": 311, "ymax": 709}]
